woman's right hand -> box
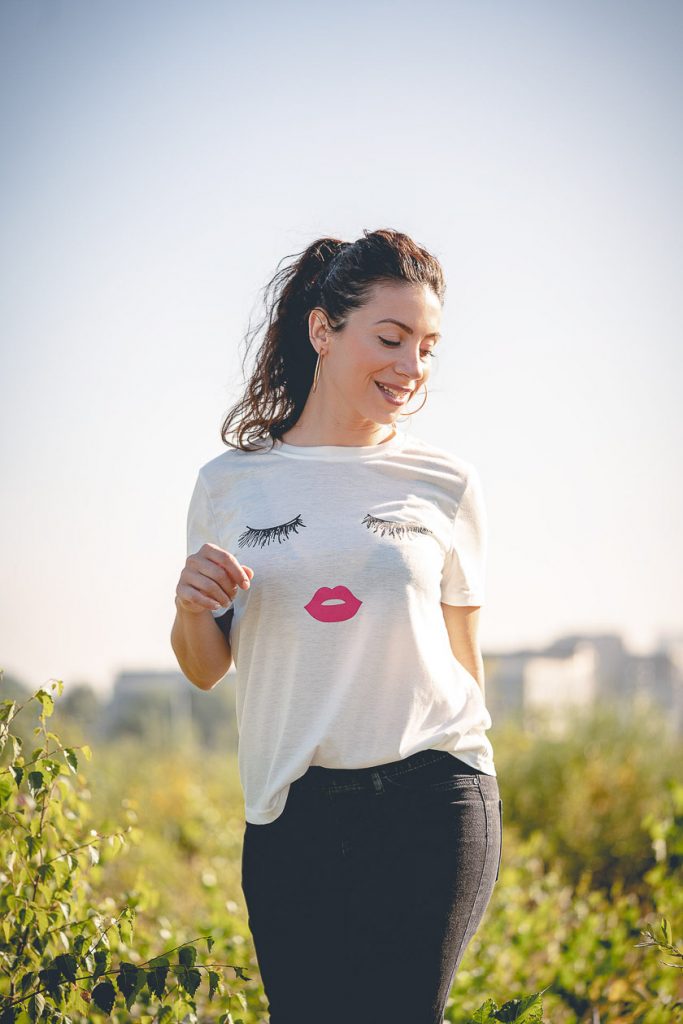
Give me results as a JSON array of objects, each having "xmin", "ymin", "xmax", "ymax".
[{"xmin": 176, "ymin": 543, "xmax": 254, "ymax": 615}]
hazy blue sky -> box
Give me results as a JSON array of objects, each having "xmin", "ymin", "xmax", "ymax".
[{"xmin": 1, "ymin": 0, "xmax": 681, "ymax": 694}]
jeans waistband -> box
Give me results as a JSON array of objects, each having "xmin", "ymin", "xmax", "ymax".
[{"xmin": 291, "ymin": 748, "xmax": 473, "ymax": 793}]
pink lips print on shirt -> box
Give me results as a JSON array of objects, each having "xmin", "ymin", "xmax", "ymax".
[{"xmin": 304, "ymin": 586, "xmax": 362, "ymax": 622}]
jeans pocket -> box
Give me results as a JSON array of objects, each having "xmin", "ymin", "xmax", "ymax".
[{"xmin": 383, "ymin": 756, "xmax": 483, "ymax": 795}]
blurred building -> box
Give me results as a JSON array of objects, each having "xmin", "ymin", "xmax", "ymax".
[
  {"xmin": 101, "ymin": 669, "xmax": 238, "ymax": 749},
  {"xmin": 484, "ymin": 632, "xmax": 683, "ymax": 738}
]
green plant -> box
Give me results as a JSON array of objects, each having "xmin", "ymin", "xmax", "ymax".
[
  {"xmin": 0, "ymin": 674, "xmax": 252, "ymax": 1023},
  {"xmin": 463, "ymin": 989, "xmax": 551, "ymax": 1022},
  {"xmin": 0, "ymin": 673, "xmax": 557, "ymax": 1022},
  {"xmin": 636, "ymin": 917, "xmax": 683, "ymax": 973}
]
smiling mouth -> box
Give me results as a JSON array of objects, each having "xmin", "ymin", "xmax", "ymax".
[{"xmin": 375, "ymin": 381, "xmax": 413, "ymax": 405}]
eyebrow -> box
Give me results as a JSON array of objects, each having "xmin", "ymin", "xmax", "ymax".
[{"xmin": 373, "ymin": 318, "xmax": 441, "ymax": 341}]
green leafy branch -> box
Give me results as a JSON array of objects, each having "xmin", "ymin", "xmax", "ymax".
[
  {"xmin": 634, "ymin": 916, "xmax": 683, "ymax": 971},
  {"xmin": 1, "ymin": 938, "xmax": 251, "ymax": 1018}
]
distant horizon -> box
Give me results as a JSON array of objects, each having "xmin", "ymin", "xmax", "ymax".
[{"xmin": 3, "ymin": 622, "xmax": 681, "ymax": 699}]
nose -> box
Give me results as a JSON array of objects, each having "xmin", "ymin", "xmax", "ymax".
[{"xmin": 395, "ymin": 348, "xmax": 426, "ymax": 381}]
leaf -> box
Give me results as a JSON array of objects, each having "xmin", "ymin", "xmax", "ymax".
[
  {"xmin": 176, "ymin": 966, "xmax": 201, "ymax": 997},
  {"xmin": 116, "ymin": 962, "xmax": 139, "ymax": 997},
  {"xmin": 146, "ymin": 963, "xmax": 169, "ymax": 999},
  {"xmin": 37, "ymin": 964, "xmax": 62, "ymax": 1000},
  {"xmin": 56, "ymin": 900, "xmax": 70, "ymax": 924},
  {"xmin": 0, "ymin": 775, "xmax": 13, "ymax": 806},
  {"xmin": 81, "ymin": 744, "xmax": 92, "ymax": 761},
  {"xmin": 24, "ymin": 834, "xmax": 42, "ymax": 857},
  {"xmin": 35, "ymin": 909, "xmax": 49, "ymax": 936},
  {"xmin": 20, "ymin": 972, "xmax": 36, "ymax": 995},
  {"xmin": 208, "ymin": 970, "xmax": 220, "ymax": 1002},
  {"xmin": 27, "ymin": 771, "xmax": 44, "ymax": 797},
  {"xmin": 661, "ymin": 917, "xmax": 673, "ymax": 945},
  {"xmin": 93, "ymin": 949, "xmax": 111, "ymax": 980},
  {"xmin": 92, "ymin": 979, "xmax": 116, "ymax": 1014},
  {"xmin": 54, "ymin": 953, "xmax": 78, "ymax": 982},
  {"xmin": 178, "ymin": 945, "xmax": 197, "ymax": 967},
  {"xmin": 27, "ymin": 993, "xmax": 45, "ymax": 1022},
  {"xmin": 10, "ymin": 764, "xmax": 23, "ymax": 788},
  {"xmin": 116, "ymin": 962, "xmax": 147, "ymax": 1010},
  {"xmin": 64, "ymin": 748, "xmax": 78, "ymax": 774},
  {"xmin": 35, "ymin": 690, "xmax": 55, "ymax": 718},
  {"xmin": 494, "ymin": 991, "xmax": 548, "ymax": 1022},
  {"xmin": 204, "ymin": 936, "xmax": 214, "ymax": 953},
  {"xmin": 465, "ymin": 1002, "xmax": 498, "ymax": 1023},
  {"xmin": 0, "ymin": 699, "xmax": 17, "ymax": 723},
  {"xmin": 42, "ymin": 758, "xmax": 62, "ymax": 779},
  {"xmin": 156, "ymin": 1007, "xmax": 174, "ymax": 1023}
]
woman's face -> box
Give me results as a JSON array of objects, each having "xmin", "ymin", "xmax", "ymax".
[{"xmin": 310, "ymin": 281, "xmax": 442, "ymax": 427}]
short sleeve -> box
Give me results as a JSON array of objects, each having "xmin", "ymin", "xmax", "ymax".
[
  {"xmin": 440, "ymin": 464, "xmax": 488, "ymax": 606},
  {"xmin": 186, "ymin": 470, "xmax": 234, "ymax": 619}
]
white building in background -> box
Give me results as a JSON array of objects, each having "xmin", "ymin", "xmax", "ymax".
[
  {"xmin": 484, "ymin": 632, "xmax": 683, "ymax": 737},
  {"xmin": 103, "ymin": 669, "xmax": 193, "ymax": 742},
  {"xmin": 523, "ymin": 641, "xmax": 599, "ymax": 736}
]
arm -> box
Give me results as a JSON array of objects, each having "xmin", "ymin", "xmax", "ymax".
[
  {"xmin": 176, "ymin": 469, "xmax": 250, "ymax": 690},
  {"xmin": 441, "ymin": 603, "xmax": 485, "ymax": 701},
  {"xmin": 171, "ymin": 598, "xmax": 233, "ymax": 690}
]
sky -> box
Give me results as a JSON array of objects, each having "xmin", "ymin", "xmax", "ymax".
[{"xmin": 1, "ymin": 0, "xmax": 681, "ymax": 696}]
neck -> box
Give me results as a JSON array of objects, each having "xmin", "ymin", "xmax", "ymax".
[{"xmin": 281, "ymin": 415, "xmax": 397, "ymax": 448}]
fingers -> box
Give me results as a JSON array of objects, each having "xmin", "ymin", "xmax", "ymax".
[
  {"xmin": 176, "ymin": 581, "xmax": 231, "ymax": 614},
  {"xmin": 182, "ymin": 567, "xmax": 239, "ymax": 608},
  {"xmin": 179, "ymin": 543, "xmax": 254, "ymax": 613},
  {"xmin": 196, "ymin": 543, "xmax": 248, "ymax": 589}
]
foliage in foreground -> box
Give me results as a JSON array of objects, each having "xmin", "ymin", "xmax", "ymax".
[
  {"xmin": 1, "ymin": 672, "xmax": 682, "ymax": 1022},
  {"xmin": 0, "ymin": 677, "xmax": 251, "ymax": 1023},
  {"xmin": 0, "ymin": 675, "xmax": 552, "ymax": 1023}
]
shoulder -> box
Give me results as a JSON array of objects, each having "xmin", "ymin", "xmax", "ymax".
[
  {"xmin": 401, "ymin": 432, "xmax": 478, "ymax": 497},
  {"xmin": 196, "ymin": 442, "xmax": 274, "ymax": 487}
]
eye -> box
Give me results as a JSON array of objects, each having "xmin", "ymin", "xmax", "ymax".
[
  {"xmin": 238, "ymin": 514, "xmax": 306, "ymax": 548},
  {"xmin": 362, "ymin": 514, "xmax": 433, "ymax": 539},
  {"xmin": 379, "ymin": 337, "xmax": 436, "ymax": 360}
]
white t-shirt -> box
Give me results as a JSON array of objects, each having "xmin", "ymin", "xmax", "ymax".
[{"xmin": 185, "ymin": 424, "xmax": 496, "ymax": 824}]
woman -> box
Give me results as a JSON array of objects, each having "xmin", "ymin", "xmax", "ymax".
[{"xmin": 171, "ymin": 228, "xmax": 502, "ymax": 1024}]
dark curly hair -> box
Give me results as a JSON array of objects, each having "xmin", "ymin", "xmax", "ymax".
[{"xmin": 220, "ymin": 227, "xmax": 446, "ymax": 452}]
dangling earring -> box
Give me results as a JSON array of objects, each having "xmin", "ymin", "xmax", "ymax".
[
  {"xmin": 398, "ymin": 383, "xmax": 428, "ymax": 418},
  {"xmin": 312, "ymin": 349, "xmax": 323, "ymax": 392}
]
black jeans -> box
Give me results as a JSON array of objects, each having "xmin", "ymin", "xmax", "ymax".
[{"xmin": 240, "ymin": 748, "xmax": 503, "ymax": 1024}]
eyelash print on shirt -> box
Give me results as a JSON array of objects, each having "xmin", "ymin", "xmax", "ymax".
[
  {"xmin": 238, "ymin": 514, "xmax": 307, "ymax": 548},
  {"xmin": 237, "ymin": 513, "xmax": 434, "ymax": 547},
  {"xmin": 362, "ymin": 513, "xmax": 434, "ymax": 539}
]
